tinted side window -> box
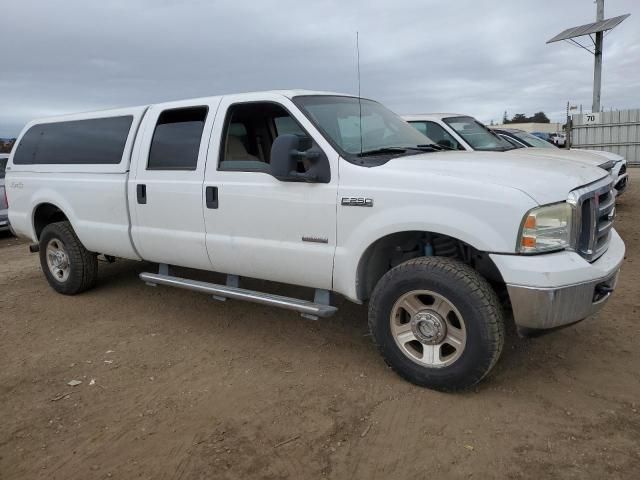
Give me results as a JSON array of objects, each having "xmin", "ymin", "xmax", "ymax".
[
  {"xmin": 147, "ymin": 107, "xmax": 208, "ymax": 170},
  {"xmin": 409, "ymin": 121, "xmax": 428, "ymax": 136},
  {"xmin": 274, "ymin": 116, "xmax": 305, "ymax": 136},
  {"xmin": 424, "ymin": 121, "xmax": 462, "ymax": 150},
  {"xmin": 220, "ymin": 102, "xmax": 309, "ymax": 173},
  {"xmin": 409, "ymin": 121, "xmax": 462, "ymax": 150},
  {"xmin": 13, "ymin": 116, "xmax": 133, "ymax": 165},
  {"xmin": 499, "ymin": 134, "xmax": 524, "ymax": 148}
]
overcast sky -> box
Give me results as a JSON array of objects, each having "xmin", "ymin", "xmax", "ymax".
[{"xmin": 1, "ymin": 0, "xmax": 638, "ymax": 137}]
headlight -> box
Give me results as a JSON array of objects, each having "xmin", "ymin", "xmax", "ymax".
[{"xmin": 518, "ymin": 203, "xmax": 574, "ymax": 253}]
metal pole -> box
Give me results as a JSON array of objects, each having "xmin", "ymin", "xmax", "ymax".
[
  {"xmin": 592, "ymin": 0, "xmax": 604, "ymax": 113},
  {"xmin": 566, "ymin": 101, "xmax": 571, "ymax": 148}
]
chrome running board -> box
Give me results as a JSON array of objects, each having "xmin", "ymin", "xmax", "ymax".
[{"xmin": 139, "ymin": 272, "xmax": 337, "ymax": 319}]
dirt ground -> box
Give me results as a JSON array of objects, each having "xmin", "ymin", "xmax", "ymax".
[{"xmin": 1, "ymin": 171, "xmax": 639, "ymax": 480}]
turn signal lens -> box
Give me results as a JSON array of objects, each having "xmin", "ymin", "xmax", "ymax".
[
  {"xmin": 523, "ymin": 215, "xmax": 536, "ymax": 230},
  {"xmin": 521, "ymin": 236, "xmax": 536, "ymax": 249}
]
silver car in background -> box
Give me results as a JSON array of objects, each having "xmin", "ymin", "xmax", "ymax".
[{"xmin": 0, "ymin": 154, "xmax": 9, "ymax": 232}]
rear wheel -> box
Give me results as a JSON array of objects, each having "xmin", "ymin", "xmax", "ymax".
[
  {"xmin": 39, "ymin": 221, "xmax": 98, "ymax": 295},
  {"xmin": 368, "ymin": 256, "xmax": 504, "ymax": 391}
]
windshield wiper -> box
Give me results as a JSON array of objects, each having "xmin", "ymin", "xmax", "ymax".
[
  {"xmin": 358, "ymin": 147, "xmax": 410, "ymax": 157},
  {"xmin": 357, "ymin": 144, "xmax": 450, "ymax": 157}
]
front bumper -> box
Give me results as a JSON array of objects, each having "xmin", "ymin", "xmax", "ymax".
[{"xmin": 490, "ymin": 229, "xmax": 625, "ymax": 332}]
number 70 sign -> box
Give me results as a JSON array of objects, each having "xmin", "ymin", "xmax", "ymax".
[{"xmin": 584, "ymin": 113, "xmax": 600, "ymax": 124}]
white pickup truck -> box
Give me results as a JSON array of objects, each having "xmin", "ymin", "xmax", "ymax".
[{"xmin": 6, "ymin": 90, "xmax": 625, "ymax": 391}]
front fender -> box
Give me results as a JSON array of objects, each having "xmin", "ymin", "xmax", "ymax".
[{"xmin": 332, "ymin": 177, "xmax": 538, "ymax": 302}]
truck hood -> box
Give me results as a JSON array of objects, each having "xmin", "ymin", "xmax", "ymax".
[
  {"xmin": 509, "ymin": 147, "xmax": 610, "ymax": 168},
  {"xmin": 384, "ymin": 151, "xmax": 608, "ymax": 205}
]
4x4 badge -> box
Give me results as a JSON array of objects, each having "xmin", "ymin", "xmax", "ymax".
[{"xmin": 341, "ymin": 197, "xmax": 373, "ymax": 207}]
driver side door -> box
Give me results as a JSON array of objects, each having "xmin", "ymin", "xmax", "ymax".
[{"xmin": 202, "ymin": 93, "xmax": 339, "ymax": 290}]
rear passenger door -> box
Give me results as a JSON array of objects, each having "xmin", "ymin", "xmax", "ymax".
[{"xmin": 129, "ymin": 98, "xmax": 220, "ymax": 269}]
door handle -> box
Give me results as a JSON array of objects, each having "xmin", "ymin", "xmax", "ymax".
[
  {"xmin": 206, "ymin": 186, "xmax": 218, "ymax": 209},
  {"xmin": 137, "ymin": 184, "xmax": 147, "ymax": 204}
]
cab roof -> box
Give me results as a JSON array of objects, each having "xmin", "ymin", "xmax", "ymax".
[{"xmin": 26, "ymin": 90, "xmax": 358, "ymax": 125}]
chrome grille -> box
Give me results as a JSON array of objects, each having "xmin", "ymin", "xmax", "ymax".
[{"xmin": 568, "ymin": 177, "xmax": 614, "ymax": 262}]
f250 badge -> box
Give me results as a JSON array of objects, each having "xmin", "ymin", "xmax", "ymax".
[{"xmin": 341, "ymin": 197, "xmax": 373, "ymax": 207}]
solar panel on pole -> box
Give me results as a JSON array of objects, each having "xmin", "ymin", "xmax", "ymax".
[{"xmin": 546, "ymin": 0, "xmax": 630, "ymax": 114}]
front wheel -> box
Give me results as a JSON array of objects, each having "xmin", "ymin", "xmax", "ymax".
[
  {"xmin": 368, "ymin": 257, "xmax": 504, "ymax": 391},
  {"xmin": 39, "ymin": 221, "xmax": 98, "ymax": 295}
]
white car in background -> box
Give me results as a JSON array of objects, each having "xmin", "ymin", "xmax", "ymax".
[
  {"xmin": 403, "ymin": 114, "xmax": 629, "ymax": 197},
  {"xmin": 573, "ymin": 147, "xmax": 628, "ymax": 196},
  {"xmin": 550, "ymin": 132, "xmax": 566, "ymax": 147},
  {"xmin": 493, "ymin": 127, "xmax": 628, "ymax": 196}
]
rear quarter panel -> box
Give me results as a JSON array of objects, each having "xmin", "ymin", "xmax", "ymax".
[{"xmin": 7, "ymin": 172, "xmax": 139, "ymax": 259}]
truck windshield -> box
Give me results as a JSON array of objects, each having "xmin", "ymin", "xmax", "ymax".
[
  {"xmin": 443, "ymin": 116, "xmax": 515, "ymax": 151},
  {"xmin": 293, "ymin": 95, "xmax": 434, "ymax": 159},
  {"xmin": 511, "ymin": 130, "xmax": 557, "ymax": 149}
]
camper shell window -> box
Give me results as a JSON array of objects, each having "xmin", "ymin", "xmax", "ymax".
[{"xmin": 13, "ymin": 116, "xmax": 133, "ymax": 165}]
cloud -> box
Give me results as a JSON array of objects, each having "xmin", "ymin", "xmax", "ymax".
[{"xmin": 1, "ymin": 0, "xmax": 637, "ymax": 136}]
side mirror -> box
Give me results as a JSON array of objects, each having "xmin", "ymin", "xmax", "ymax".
[{"xmin": 270, "ymin": 134, "xmax": 330, "ymax": 183}]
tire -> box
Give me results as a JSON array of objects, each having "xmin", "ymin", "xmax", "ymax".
[
  {"xmin": 39, "ymin": 221, "xmax": 98, "ymax": 295},
  {"xmin": 368, "ymin": 256, "xmax": 504, "ymax": 392}
]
